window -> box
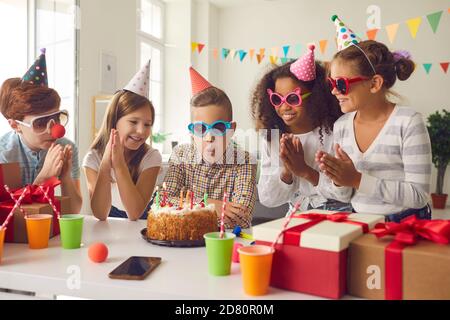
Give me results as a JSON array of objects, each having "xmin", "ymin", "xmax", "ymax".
[
  {"xmin": 36, "ymin": 0, "xmax": 78, "ymax": 141},
  {"xmin": 0, "ymin": 0, "xmax": 77, "ymax": 141},
  {"xmin": 138, "ymin": 0, "xmax": 164, "ymax": 151},
  {"xmin": 0, "ymin": 0, "xmax": 28, "ymax": 136}
]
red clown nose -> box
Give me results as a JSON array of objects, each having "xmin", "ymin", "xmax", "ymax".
[{"xmin": 51, "ymin": 124, "xmax": 66, "ymax": 139}]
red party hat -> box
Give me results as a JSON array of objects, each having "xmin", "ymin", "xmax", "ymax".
[{"xmin": 190, "ymin": 67, "xmax": 213, "ymax": 96}]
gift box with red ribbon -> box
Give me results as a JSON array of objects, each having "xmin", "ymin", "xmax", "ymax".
[
  {"xmin": 253, "ymin": 209, "xmax": 384, "ymax": 299},
  {"xmin": 0, "ymin": 164, "xmax": 71, "ymax": 243},
  {"xmin": 348, "ymin": 215, "xmax": 450, "ymax": 300}
]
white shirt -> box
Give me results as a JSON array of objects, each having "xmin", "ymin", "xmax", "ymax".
[
  {"xmin": 82, "ymin": 147, "xmax": 162, "ymax": 211},
  {"xmin": 258, "ymin": 127, "xmax": 339, "ymax": 213}
]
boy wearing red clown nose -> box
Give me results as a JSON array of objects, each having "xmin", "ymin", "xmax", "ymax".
[{"xmin": 0, "ymin": 48, "xmax": 82, "ymax": 213}]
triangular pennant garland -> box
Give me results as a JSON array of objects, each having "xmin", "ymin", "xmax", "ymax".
[
  {"xmin": 423, "ymin": 63, "xmax": 432, "ymax": 74},
  {"xmin": 366, "ymin": 28, "xmax": 379, "ymax": 40},
  {"xmin": 319, "ymin": 40, "xmax": 328, "ymax": 54},
  {"xmin": 256, "ymin": 54, "xmax": 264, "ymax": 64},
  {"xmin": 249, "ymin": 49, "xmax": 255, "ymax": 61},
  {"xmin": 239, "ymin": 50, "xmax": 247, "ymax": 62},
  {"xmin": 282, "ymin": 45, "xmax": 290, "ymax": 57},
  {"xmin": 191, "ymin": 42, "xmax": 198, "ymax": 53},
  {"xmin": 440, "ymin": 62, "xmax": 449, "ymax": 74},
  {"xmin": 197, "ymin": 43, "xmax": 205, "ymax": 54},
  {"xmin": 213, "ymin": 48, "xmax": 218, "ymax": 60},
  {"xmin": 406, "ymin": 17, "xmax": 422, "ymax": 39},
  {"xmin": 294, "ymin": 44, "xmax": 302, "ymax": 58},
  {"xmin": 426, "ymin": 11, "xmax": 443, "ymax": 34},
  {"xmin": 269, "ymin": 56, "xmax": 278, "ymax": 65},
  {"xmin": 222, "ymin": 48, "xmax": 230, "ymax": 59},
  {"xmin": 385, "ymin": 23, "xmax": 400, "ymax": 44},
  {"xmin": 231, "ymin": 49, "xmax": 238, "ymax": 59}
]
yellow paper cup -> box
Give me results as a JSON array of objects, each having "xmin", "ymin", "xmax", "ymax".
[
  {"xmin": 238, "ymin": 245, "xmax": 275, "ymax": 296},
  {"xmin": 0, "ymin": 227, "xmax": 5, "ymax": 263},
  {"xmin": 25, "ymin": 214, "xmax": 52, "ymax": 249}
]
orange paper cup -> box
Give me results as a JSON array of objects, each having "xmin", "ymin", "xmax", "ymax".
[
  {"xmin": 25, "ymin": 214, "xmax": 52, "ymax": 249},
  {"xmin": 238, "ymin": 245, "xmax": 275, "ymax": 296},
  {"xmin": 0, "ymin": 227, "xmax": 5, "ymax": 263}
]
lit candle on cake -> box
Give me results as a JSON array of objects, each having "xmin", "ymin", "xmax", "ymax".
[
  {"xmin": 155, "ymin": 186, "xmax": 160, "ymax": 209},
  {"xmin": 163, "ymin": 182, "xmax": 168, "ymax": 206},
  {"xmin": 203, "ymin": 192, "xmax": 208, "ymax": 206},
  {"xmin": 186, "ymin": 190, "xmax": 191, "ymax": 207},
  {"xmin": 179, "ymin": 189, "xmax": 184, "ymax": 209}
]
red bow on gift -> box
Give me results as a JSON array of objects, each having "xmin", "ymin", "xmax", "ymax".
[
  {"xmin": 294, "ymin": 212, "xmax": 369, "ymax": 233},
  {"xmin": 4, "ymin": 177, "xmax": 61, "ymax": 205},
  {"xmin": 281, "ymin": 212, "xmax": 369, "ymax": 247},
  {"xmin": 369, "ymin": 215, "xmax": 450, "ymax": 300},
  {"xmin": 370, "ymin": 215, "xmax": 450, "ymax": 245}
]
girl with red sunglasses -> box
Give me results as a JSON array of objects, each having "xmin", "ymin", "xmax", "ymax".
[
  {"xmin": 251, "ymin": 45, "xmax": 351, "ymax": 214},
  {"xmin": 317, "ymin": 16, "xmax": 432, "ymax": 223}
]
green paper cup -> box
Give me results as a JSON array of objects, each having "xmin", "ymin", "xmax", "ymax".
[
  {"xmin": 204, "ymin": 232, "xmax": 236, "ymax": 276},
  {"xmin": 59, "ymin": 215, "xmax": 84, "ymax": 249}
]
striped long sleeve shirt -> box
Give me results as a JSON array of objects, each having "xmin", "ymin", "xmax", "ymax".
[{"xmin": 328, "ymin": 106, "xmax": 432, "ymax": 215}]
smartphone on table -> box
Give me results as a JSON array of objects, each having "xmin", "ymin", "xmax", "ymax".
[{"xmin": 109, "ymin": 256, "xmax": 161, "ymax": 280}]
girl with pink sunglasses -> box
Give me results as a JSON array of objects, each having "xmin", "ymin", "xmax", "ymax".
[{"xmin": 251, "ymin": 45, "xmax": 351, "ymax": 214}]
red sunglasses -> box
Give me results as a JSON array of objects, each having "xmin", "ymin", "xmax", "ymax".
[{"xmin": 327, "ymin": 77, "xmax": 369, "ymax": 95}]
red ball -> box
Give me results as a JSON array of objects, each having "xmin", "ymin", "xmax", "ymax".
[
  {"xmin": 88, "ymin": 242, "xmax": 108, "ymax": 263},
  {"xmin": 51, "ymin": 124, "xmax": 66, "ymax": 139}
]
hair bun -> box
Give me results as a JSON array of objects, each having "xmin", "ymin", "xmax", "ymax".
[{"xmin": 395, "ymin": 58, "xmax": 415, "ymax": 81}]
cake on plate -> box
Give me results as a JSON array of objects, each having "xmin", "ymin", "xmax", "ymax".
[{"xmin": 147, "ymin": 201, "xmax": 218, "ymax": 241}]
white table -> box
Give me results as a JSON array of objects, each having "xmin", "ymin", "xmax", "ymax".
[{"xmin": 0, "ymin": 216, "xmax": 354, "ymax": 300}]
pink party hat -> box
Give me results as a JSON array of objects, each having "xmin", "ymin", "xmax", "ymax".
[
  {"xmin": 331, "ymin": 15, "xmax": 361, "ymax": 51},
  {"xmin": 124, "ymin": 60, "xmax": 150, "ymax": 98},
  {"xmin": 290, "ymin": 44, "xmax": 316, "ymax": 81},
  {"xmin": 190, "ymin": 67, "xmax": 213, "ymax": 96}
]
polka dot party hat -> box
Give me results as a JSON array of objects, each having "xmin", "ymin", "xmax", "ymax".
[
  {"xmin": 331, "ymin": 15, "xmax": 361, "ymax": 51},
  {"xmin": 190, "ymin": 67, "xmax": 212, "ymax": 96},
  {"xmin": 290, "ymin": 44, "xmax": 316, "ymax": 81},
  {"xmin": 124, "ymin": 59, "xmax": 151, "ymax": 98},
  {"xmin": 22, "ymin": 48, "xmax": 48, "ymax": 87}
]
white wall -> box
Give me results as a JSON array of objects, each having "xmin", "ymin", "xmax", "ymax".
[
  {"xmin": 78, "ymin": 0, "xmax": 138, "ymax": 214},
  {"xmin": 163, "ymin": 0, "xmax": 193, "ymax": 149}
]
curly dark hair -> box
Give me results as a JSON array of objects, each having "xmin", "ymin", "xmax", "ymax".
[{"xmin": 251, "ymin": 61, "xmax": 342, "ymax": 144}]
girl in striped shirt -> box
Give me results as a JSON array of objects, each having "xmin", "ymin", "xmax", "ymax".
[{"xmin": 317, "ymin": 34, "xmax": 432, "ymax": 221}]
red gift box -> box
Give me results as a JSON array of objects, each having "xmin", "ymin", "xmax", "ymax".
[
  {"xmin": 254, "ymin": 210, "xmax": 384, "ymax": 299},
  {"xmin": 0, "ymin": 164, "xmax": 71, "ymax": 243}
]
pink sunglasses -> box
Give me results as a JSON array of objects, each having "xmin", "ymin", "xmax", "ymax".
[{"xmin": 266, "ymin": 88, "xmax": 312, "ymax": 108}]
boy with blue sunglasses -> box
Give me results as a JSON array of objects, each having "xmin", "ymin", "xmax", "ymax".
[{"xmin": 163, "ymin": 68, "xmax": 257, "ymax": 228}]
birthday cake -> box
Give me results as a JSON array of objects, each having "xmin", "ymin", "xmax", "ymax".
[{"xmin": 147, "ymin": 192, "xmax": 218, "ymax": 241}]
